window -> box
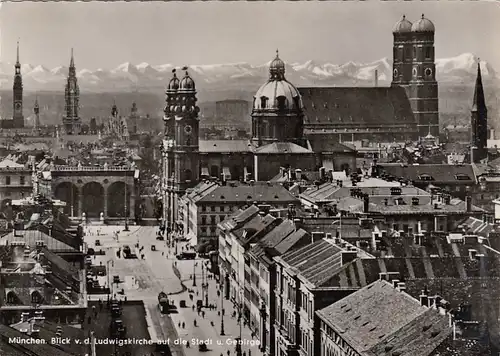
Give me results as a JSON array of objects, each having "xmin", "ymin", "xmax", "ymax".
[
  {"xmin": 211, "ymin": 215, "xmax": 216, "ymax": 224},
  {"xmin": 31, "ymin": 291, "xmax": 42, "ymax": 304},
  {"xmin": 5, "ymin": 176, "xmax": 10, "ymax": 185},
  {"xmin": 404, "ymin": 47, "xmax": 410, "ymax": 61},
  {"xmin": 6, "ymin": 291, "xmax": 16, "ymax": 304},
  {"xmin": 201, "ymin": 216, "xmax": 206, "ymax": 225},
  {"xmin": 201, "ymin": 206, "xmax": 207, "ymax": 212},
  {"xmin": 210, "ymin": 227, "xmax": 216, "ymax": 235},
  {"xmin": 413, "ymin": 46, "xmax": 417, "ymax": 60},
  {"xmin": 201, "ymin": 227, "xmax": 207, "ymax": 234},
  {"xmin": 261, "ymin": 96, "xmax": 268, "ymax": 108},
  {"xmin": 277, "ymin": 96, "xmax": 287, "ymax": 110},
  {"xmin": 211, "ymin": 206, "xmax": 216, "ymax": 212},
  {"xmin": 183, "ymin": 169, "xmax": 192, "ymax": 182},
  {"xmin": 20, "ymin": 176, "xmax": 25, "ymax": 185},
  {"xmin": 425, "ymin": 47, "xmax": 431, "ymax": 59}
]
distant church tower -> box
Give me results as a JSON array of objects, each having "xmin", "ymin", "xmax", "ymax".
[
  {"xmin": 392, "ymin": 14, "xmax": 439, "ymax": 138},
  {"xmin": 471, "ymin": 60, "xmax": 488, "ymax": 163},
  {"xmin": 62, "ymin": 48, "xmax": 82, "ymax": 135},
  {"xmin": 33, "ymin": 97, "xmax": 40, "ymax": 134},
  {"xmin": 130, "ymin": 102, "xmax": 138, "ymax": 134},
  {"xmin": 13, "ymin": 41, "xmax": 24, "ymax": 129},
  {"xmin": 163, "ymin": 67, "xmax": 200, "ymax": 232}
]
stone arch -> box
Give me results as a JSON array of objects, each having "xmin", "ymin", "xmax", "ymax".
[
  {"xmin": 107, "ymin": 182, "xmax": 132, "ymax": 218},
  {"xmin": 0, "ymin": 199, "xmax": 12, "ymax": 220},
  {"xmin": 54, "ymin": 182, "xmax": 79, "ymax": 217},
  {"xmin": 81, "ymin": 182, "xmax": 104, "ymax": 218}
]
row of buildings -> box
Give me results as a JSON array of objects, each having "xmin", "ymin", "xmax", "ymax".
[{"xmin": 217, "ymin": 193, "xmax": 496, "ymax": 355}]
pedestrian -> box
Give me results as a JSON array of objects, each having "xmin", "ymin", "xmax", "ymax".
[
  {"xmin": 182, "ymin": 322, "xmax": 185, "ymax": 328},
  {"xmin": 202, "ymin": 311, "xmax": 205, "ymax": 318},
  {"xmin": 178, "ymin": 322, "xmax": 181, "ymax": 328},
  {"xmin": 192, "ymin": 305, "xmax": 195, "ymax": 311},
  {"xmin": 227, "ymin": 350, "xmax": 230, "ymax": 356}
]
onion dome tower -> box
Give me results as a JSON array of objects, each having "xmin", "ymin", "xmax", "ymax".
[
  {"xmin": 251, "ymin": 50, "xmax": 304, "ymax": 147},
  {"xmin": 13, "ymin": 41, "xmax": 24, "ymax": 128},
  {"xmin": 163, "ymin": 67, "xmax": 200, "ymax": 233},
  {"xmin": 391, "ymin": 15, "xmax": 413, "ymax": 85},
  {"xmin": 410, "ymin": 14, "xmax": 439, "ymax": 138}
]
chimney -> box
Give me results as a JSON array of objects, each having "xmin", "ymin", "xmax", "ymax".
[
  {"xmin": 258, "ymin": 204, "xmax": 271, "ymax": 215},
  {"xmin": 341, "ymin": 249, "xmax": 357, "ymax": 265},
  {"xmin": 420, "ymin": 290, "xmax": 429, "ymax": 307},
  {"xmin": 466, "ymin": 196, "xmax": 472, "ymax": 212},
  {"xmin": 392, "ymin": 279, "xmax": 400, "ymax": 289},
  {"xmin": 417, "ymin": 221, "xmax": 422, "ymax": 233},
  {"xmin": 435, "ymin": 296, "xmax": 442, "ymax": 309},
  {"xmin": 397, "ymin": 282, "xmax": 406, "ymax": 292},
  {"xmin": 311, "ymin": 232, "xmax": 325, "ymax": 242},
  {"xmin": 363, "ymin": 194, "xmax": 369, "ymax": 213},
  {"xmin": 319, "ymin": 167, "xmax": 326, "ymax": 180},
  {"xmin": 290, "ymin": 169, "xmax": 297, "ymax": 181},
  {"xmin": 338, "ymin": 180, "xmax": 343, "ymax": 188},
  {"xmin": 468, "ymin": 249, "xmax": 477, "ymax": 260},
  {"xmin": 374, "ymin": 69, "xmax": 378, "ymax": 87},
  {"xmin": 295, "ymin": 169, "xmax": 302, "ymax": 180},
  {"xmin": 379, "ymin": 272, "xmax": 388, "ymax": 281},
  {"xmin": 293, "ymin": 218, "xmax": 302, "ymax": 232},
  {"xmin": 325, "ymin": 232, "xmax": 332, "ymax": 239}
]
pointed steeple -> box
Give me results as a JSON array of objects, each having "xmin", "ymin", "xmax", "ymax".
[
  {"xmin": 34, "ymin": 96, "xmax": 39, "ymax": 114},
  {"xmin": 16, "ymin": 40, "xmax": 20, "ymax": 67},
  {"xmin": 472, "ymin": 58, "xmax": 487, "ymax": 113},
  {"xmin": 70, "ymin": 48, "xmax": 75, "ymax": 68}
]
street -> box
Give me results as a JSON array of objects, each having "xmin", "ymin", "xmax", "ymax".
[{"xmin": 84, "ymin": 224, "xmax": 262, "ymax": 356}]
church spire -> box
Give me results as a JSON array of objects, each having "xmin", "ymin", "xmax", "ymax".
[
  {"xmin": 472, "ymin": 59, "xmax": 487, "ymax": 113},
  {"xmin": 16, "ymin": 41, "xmax": 20, "ymax": 67},
  {"xmin": 471, "ymin": 57, "xmax": 488, "ymax": 163},
  {"xmin": 70, "ymin": 48, "xmax": 75, "ymax": 68}
]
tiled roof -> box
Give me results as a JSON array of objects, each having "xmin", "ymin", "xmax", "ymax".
[
  {"xmin": 248, "ymin": 220, "xmax": 298, "ymax": 264},
  {"xmin": 461, "ymin": 217, "xmax": 495, "ymax": 238},
  {"xmin": 232, "ymin": 214, "xmax": 277, "ymax": 246},
  {"xmin": 199, "ymin": 139, "xmax": 253, "ymax": 153},
  {"xmin": 0, "ymin": 338, "xmax": 27, "ymax": 356},
  {"xmin": 198, "ymin": 183, "xmax": 299, "ymax": 204},
  {"xmin": 366, "ymin": 199, "xmax": 484, "ymax": 215},
  {"xmin": 298, "ymin": 86, "xmax": 416, "ymax": 126},
  {"xmin": 378, "ymin": 164, "xmax": 476, "ymax": 184},
  {"xmin": 306, "ymin": 136, "xmax": 357, "ymax": 153},
  {"xmin": 255, "ymin": 142, "xmax": 313, "ymax": 154},
  {"xmin": 366, "ymin": 307, "xmax": 451, "ymax": 356},
  {"xmin": 0, "ymin": 158, "xmax": 24, "ymax": 168},
  {"xmin": 317, "ymin": 280, "xmax": 429, "ymax": 353},
  {"xmin": 0, "ymin": 230, "xmax": 76, "ymax": 252},
  {"xmin": 219, "ymin": 205, "xmax": 260, "ymax": 232},
  {"xmin": 280, "ymin": 238, "xmax": 345, "ymax": 287},
  {"xmin": 184, "ymin": 181, "xmax": 219, "ymax": 203},
  {"xmin": 274, "ymin": 229, "xmax": 309, "ymax": 255}
]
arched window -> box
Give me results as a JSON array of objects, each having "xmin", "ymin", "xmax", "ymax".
[
  {"xmin": 260, "ymin": 96, "xmax": 268, "ymax": 108},
  {"xmin": 6, "ymin": 291, "xmax": 16, "ymax": 304},
  {"xmin": 210, "ymin": 165, "xmax": 219, "ymax": 178},
  {"xmin": 31, "ymin": 291, "xmax": 42, "ymax": 304},
  {"xmin": 184, "ymin": 169, "xmax": 192, "ymax": 182},
  {"xmin": 293, "ymin": 96, "xmax": 300, "ymax": 109}
]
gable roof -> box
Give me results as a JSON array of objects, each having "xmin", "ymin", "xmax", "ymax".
[
  {"xmin": 198, "ymin": 183, "xmax": 298, "ymax": 204},
  {"xmin": 298, "ymin": 86, "xmax": 416, "ymax": 127},
  {"xmin": 317, "ymin": 280, "xmax": 434, "ymax": 354},
  {"xmin": 199, "ymin": 140, "xmax": 253, "ymax": 153},
  {"xmin": 0, "ymin": 230, "xmax": 77, "ymax": 252},
  {"xmin": 306, "ymin": 136, "xmax": 357, "ymax": 153},
  {"xmin": 378, "ymin": 164, "xmax": 477, "ymax": 185},
  {"xmin": 255, "ymin": 142, "xmax": 313, "ymax": 154},
  {"xmin": 0, "ymin": 158, "xmax": 24, "ymax": 169}
]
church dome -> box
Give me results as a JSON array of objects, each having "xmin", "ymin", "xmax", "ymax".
[
  {"xmin": 411, "ymin": 14, "xmax": 435, "ymax": 33},
  {"xmin": 392, "ymin": 15, "xmax": 413, "ymax": 34},
  {"xmin": 167, "ymin": 69, "xmax": 180, "ymax": 91},
  {"xmin": 253, "ymin": 51, "xmax": 302, "ymax": 111},
  {"xmin": 179, "ymin": 67, "xmax": 195, "ymax": 91}
]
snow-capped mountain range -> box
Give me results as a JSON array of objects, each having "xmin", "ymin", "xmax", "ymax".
[{"xmin": 0, "ymin": 53, "xmax": 495, "ymax": 92}]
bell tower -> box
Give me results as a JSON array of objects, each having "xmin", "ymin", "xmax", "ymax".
[
  {"xmin": 408, "ymin": 14, "xmax": 439, "ymax": 138},
  {"xmin": 391, "ymin": 15, "xmax": 413, "ymax": 86},
  {"xmin": 33, "ymin": 96, "xmax": 40, "ymax": 135},
  {"xmin": 163, "ymin": 67, "xmax": 200, "ymax": 234},
  {"xmin": 13, "ymin": 41, "xmax": 24, "ymax": 128},
  {"xmin": 62, "ymin": 48, "xmax": 82, "ymax": 135}
]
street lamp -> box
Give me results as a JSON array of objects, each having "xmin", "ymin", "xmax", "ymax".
[
  {"xmin": 192, "ymin": 261, "xmax": 197, "ymax": 287},
  {"xmin": 106, "ymin": 260, "xmax": 113, "ymax": 300}
]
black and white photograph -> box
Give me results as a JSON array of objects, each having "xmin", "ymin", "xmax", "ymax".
[{"xmin": 0, "ymin": 1, "xmax": 499, "ymax": 355}]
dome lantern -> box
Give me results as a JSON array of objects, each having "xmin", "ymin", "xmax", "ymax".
[
  {"xmin": 411, "ymin": 14, "xmax": 435, "ymax": 33},
  {"xmin": 269, "ymin": 49, "xmax": 286, "ymax": 80},
  {"xmin": 392, "ymin": 15, "xmax": 413, "ymax": 34}
]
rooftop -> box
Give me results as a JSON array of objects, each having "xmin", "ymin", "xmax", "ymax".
[
  {"xmin": 198, "ymin": 183, "xmax": 299, "ymax": 204},
  {"xmin": 317, "ymin": 280, "xmax": 449, "ymax": 355},
  {"xmin": 378, "ymin": 163, "xmax": 476, "ymax": 185}
]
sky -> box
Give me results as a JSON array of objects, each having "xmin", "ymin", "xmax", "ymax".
[{"xmin": 0, "ymin": 1, "xmax": 499, "ymax": 70}]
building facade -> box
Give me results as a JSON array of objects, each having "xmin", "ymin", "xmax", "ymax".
[{"xmin": 1, "ymin": 42, "xmax": 25, "ymax": 129}]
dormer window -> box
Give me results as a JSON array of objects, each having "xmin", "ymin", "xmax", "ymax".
[
  {"xmin": 418, "ymin": 174, "xmax": 434, "ymax": 181},
  {"xmin": 277, "ymin": 96, "xmax": 287, "ymax": 110},
  {"xmin": 425, "ymin": 47, "xmax": 431, "ymax": 59},
  {"xmin": 31, "ymin": 291, "xmax": 42, "ymax": 304},
  {"xmin": 455, "ymin": 174, "xmax": 470, "ymax": 181},
  {"xmin": 261, "ymin": 96, "xmax": 268, "ymax": 108},
  {"xmin": 292, "ymin": 96, "xmax": 300, "ymax": 109}
]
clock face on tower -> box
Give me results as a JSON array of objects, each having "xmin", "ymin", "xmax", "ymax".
[
  {"xmin": 15, "ymin": 102, "xmax": 21, "ymax": 110},
  {"xmin": 184, "ymin": 125, "xmax": 193, "ymax": 135}
]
